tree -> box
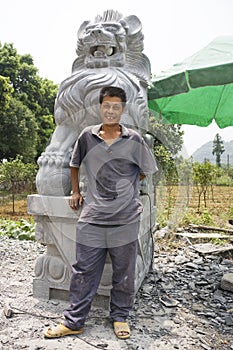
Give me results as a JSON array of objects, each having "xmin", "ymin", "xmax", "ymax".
[
  {"xmin": 148, "ymin": 116, "xmax": 185, "ymax": 226},
  {"xmin": 0, "ymin": 43, "xmax": 40, "ymax": 112},
  {"xmin": 0, "ymin": 43, "xmax": 19, "ymax": 86},
  {"xmin": 192, "ymin": 161, "xmax": 217, "ymax": 211},
  {"xmin": 0, "ymin": 42, "xmax": 58, "ymax": 159},
  {"xmin": 212, "ymin": 133, "xmax": 225, "ymax": 167},
  {"xmin": 35, "ymin": 78, "xmax": 57, "ymax": 156},
  {"xmin": 0, "ymin": 98, "xmax": 38, "ymax": 162},
  {"xmin": 149, "ymin": 115, "xmax": 184, "ymax": 184},
  {"xmin": 149, "ymin": 115, "xmax": 184, "ymax": 157}
]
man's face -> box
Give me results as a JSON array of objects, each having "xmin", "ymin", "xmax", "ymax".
[{"xmin": 100, "ymin": 96, "xmax": 124, "ymax": 125}]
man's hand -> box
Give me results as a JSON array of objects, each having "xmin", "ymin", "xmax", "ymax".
[{"xmin": 69, "ymin": 192, "xmax": 83, "ymax": 210}]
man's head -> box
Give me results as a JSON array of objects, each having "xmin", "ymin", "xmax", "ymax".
[
  {"xmin": 99, "ymin": 86, "xmax": 127, "ymax": 125},
  {"xmin": 99, "ymin": 86, "xmax": 127, "ymax": 107}
]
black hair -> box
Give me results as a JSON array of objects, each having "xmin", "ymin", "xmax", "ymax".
[{"xmin": 99, "ymin": 86, "xmax": 127, "ymax": 107}]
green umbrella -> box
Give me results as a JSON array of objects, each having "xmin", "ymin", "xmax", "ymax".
[{"xmin": 148, "ymin": 36, "xmax": 233, "ymax": 128}]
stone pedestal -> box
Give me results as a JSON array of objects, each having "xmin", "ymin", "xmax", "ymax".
[
  {"xmin": 28, "ymin": 10, "xmax": 156, "ymax": 305},
  {"xmin": 27, "ymin": 192, "xmax": 155, "ymax": 301}
]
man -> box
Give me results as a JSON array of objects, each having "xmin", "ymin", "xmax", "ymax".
[{"xmin": 44, "ymin": 86, "xmax": 157, "ymax": 339}]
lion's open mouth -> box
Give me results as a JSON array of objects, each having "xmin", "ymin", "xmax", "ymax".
[{"xmin": 90, "ymin": 45, "xmax": 116, "ymax": 57}]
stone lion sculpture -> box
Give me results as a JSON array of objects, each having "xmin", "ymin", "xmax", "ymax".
[{"xmin": 36, "ymin": 9, "xmax": 151, "ymax": 195}]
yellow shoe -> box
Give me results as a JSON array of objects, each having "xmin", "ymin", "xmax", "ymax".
[
  {"xmin": 113, "ymin": 321, "xmax": 130, "ymax": 339},
  {"xmin": 44, "ymin": 323, "xmax": 83, "ymax": 338}
]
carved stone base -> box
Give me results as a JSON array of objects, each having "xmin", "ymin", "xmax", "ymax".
[{"xmin": 27, "ymin": 194, "xmax": 155, "ymax": 302}]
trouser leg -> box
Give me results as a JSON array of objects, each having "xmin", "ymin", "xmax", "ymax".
[
  {"xmin": 64, "ymin": 243, "xmax": 107, "ymax": 330},
  {"xmin": 109, "ymin": 239, "xmax": 138, "ymax": 322}
]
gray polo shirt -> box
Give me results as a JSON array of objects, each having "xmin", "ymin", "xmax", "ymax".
[{"xmin": 70, "ymin": 124, "xmax": 157, "ymax": 225}]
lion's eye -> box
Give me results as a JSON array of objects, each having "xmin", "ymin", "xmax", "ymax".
[
  {"xmin": 85, "ymin": 25, "xmax": 95, "ymax": 34},
  {"xmin": 104, "ymin": 25, "xmax": 118, "ymax": 32}
]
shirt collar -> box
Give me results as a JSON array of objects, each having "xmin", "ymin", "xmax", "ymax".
[{"xmin": 91, "ymin": 124, "xmax": 129, "ymax": 137}]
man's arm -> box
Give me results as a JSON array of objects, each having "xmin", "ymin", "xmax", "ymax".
[{"xmin": 69, "ymin": 167, "xmax": 83, "ymax": 210}]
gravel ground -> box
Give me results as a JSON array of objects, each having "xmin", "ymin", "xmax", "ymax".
[{"xmin": 1, "ymin": 235, "xmax": 233, "ymax": 350}]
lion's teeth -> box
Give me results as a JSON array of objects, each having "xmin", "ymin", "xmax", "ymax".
[
  {"xmin": 94, "ymin": 51, "xmax": 105, "ymax": 57},
  {"xmin": 106, "ymin": 47, "xmax": 113, "ymax": 56}
]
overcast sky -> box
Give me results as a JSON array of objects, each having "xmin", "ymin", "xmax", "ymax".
[{"xmin": 1, "ymin": 0, "xmax": 233, "ymax": 155}]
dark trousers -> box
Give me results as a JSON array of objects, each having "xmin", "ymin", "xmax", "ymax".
[{"xmin": 63, "ymin": 239, "xmax": 138, "ymax": 330}]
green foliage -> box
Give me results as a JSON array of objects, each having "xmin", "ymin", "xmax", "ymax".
[
  {"xmin": 193, "ymin": 161, "xmax": 216, "ymax": 186},
  {"xmin": 0, "ymin": 156, "xmax": 37, "ymax": 213},
  {"xmin": 154, "ymin": 145, "xmax": 178, "ymax": 185},
  {"xmin": 156, "ymin": 211, "xmax": 170, "ymax": 228},
  {"xmin": 0, "ymin": 75, "xmax": 13, "ymax": 109},
  {"xmin": 36, "ymin": 114, "xmax": 55, "ymax": 156},
  {"xmin": 200, "ymin": 208, "xmax": 214, "ymax": 225},
  {"xmin": 229, "ymin": 207, "xmax": 233, "ymax": 220},
  {"xmin": 192, "ymin": 161, "xmax": 217, "ymax": 211},
  {"xmin": 0, "ymin": 97, "xmax": 38, "ymax": 162},
  {"xmin": 149, "ymin": 116, "xmax": 184, "ymax": 154},
  {"xmin": 0, "ymin": 42, "xmax": 58, "ymax": 160},
  {"xmin": 227, "ymin": 166, "xmax": 233, "ymax": 181},
  {"xmin": 0, "ymin": 43, "xmax": 19, "ymax": 83},
  {"xmin": 181, "ymin": 208, "xmax": 213, "ymax": 226},
  {"xmin": 0, "ymin": 218, "xmax": 35, "ymax": 240},
  {"xmin": 149, "ymin": 115, "xmax": 184, "ymax": 156},
  {"xmin": 212, "ymin": 133, "xmax": 225, "ymax": 167},
  {"xmin": 214, "ymin": 174, "xmax": 233, "ymax": 186},
  {"xmin": 37, "ymin": 78, "xmax": 58, "ymax": 116},
  {"xmin": 210, "ymin": 238, "xmax": 228, "ymax": 245},
  {"xmin": 149, "ymin": 116, "xmax": 184, "ymax": 187}
]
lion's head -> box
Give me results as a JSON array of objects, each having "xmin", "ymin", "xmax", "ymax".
[
  {"xmin": 72, "ymin": 10, "xmax": 149, "ymax": 82},
  {"xmin": 54, "ymin": 10, "xmax": 151, "ymax": 132}
]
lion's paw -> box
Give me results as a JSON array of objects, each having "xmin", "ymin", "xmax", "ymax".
[{"xmin": 37, "ymin": 152, "xmax": 68, "ymax": 168}]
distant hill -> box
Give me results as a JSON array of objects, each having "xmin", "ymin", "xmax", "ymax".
[{"xmin": 192, "ymin": 140, "xmax": 233, "ymax": 165}]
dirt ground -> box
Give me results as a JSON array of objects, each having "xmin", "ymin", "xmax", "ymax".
[
  {"xmin": 156, "ymin": 184, "xmax": 233, "ymax": 229},
  {"xmin": 1, "ymin": 235, "xmax": 233, "ymax": 350},
  {"xmin": 1, "ymin": 186, "xmax": 233, "ymax": 349}
]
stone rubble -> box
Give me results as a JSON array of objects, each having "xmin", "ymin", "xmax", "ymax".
[{"xmin": 0, "ymin": 235, "xmax": 233, "ymax": 349}]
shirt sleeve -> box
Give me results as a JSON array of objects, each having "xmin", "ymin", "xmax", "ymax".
[
  {"xmin": 69, "ymin": 133, "xmax": 87, "ymax": 168},
  {"xmin": 136, "ymin": 137, "xmax": 158, "ymax": 175}
]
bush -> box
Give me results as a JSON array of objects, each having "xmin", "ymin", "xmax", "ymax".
[
  {"xmin": 0, "ymin": 218, "xmax": 35, "ymax": 240},
  {"xmin": 214, "ymin": 174, "xmax": 233, "ymax": 186}
]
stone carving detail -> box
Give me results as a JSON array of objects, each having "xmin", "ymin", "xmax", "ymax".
[
  {"xmin": 34, "ymin": 255, "xmax": 68, "ymax": 283},
  {"xmin": 29, "ymin": 10, "xmax": 155, "ymax": 301},
  {"xmin": 36, "ymin": 9, "xmax": 151, "ymax": 196}
]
